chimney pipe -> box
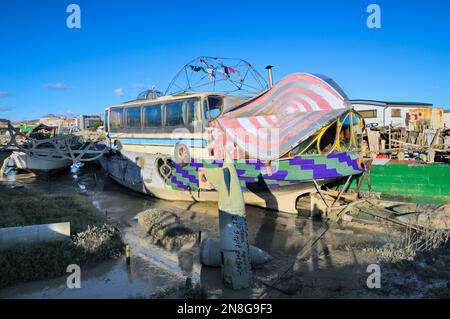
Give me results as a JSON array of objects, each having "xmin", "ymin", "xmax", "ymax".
[{"xmin": 265, "ymin": 65, "xmax": 274, "ymax": 88}]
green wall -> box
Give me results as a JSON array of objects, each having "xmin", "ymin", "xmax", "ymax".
[{"xmin": 348, "ymin": 164, "xmax": 450, "ymax": 204}]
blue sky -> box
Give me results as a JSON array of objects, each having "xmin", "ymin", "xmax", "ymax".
[{"xmin": 0, "ymin": 0, "xmax": 449, "ymax": 121}]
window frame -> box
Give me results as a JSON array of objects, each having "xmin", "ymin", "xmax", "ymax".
[
  {"xmin": 104, "ymin": 109, "xmax": 109, "ymax": 133},
  {"xmin": 317, "ymin": 120, "xmax": 338, "ymax": 155},
  {"xmin": 164, "ymin": 100, "xmax": 186, "ymax": 128},
  {"xmin": 287, "ymin": 111, "xmax": 365, "ymax": 157},
  {"xmin": 143, "ymin": 103, "xmax": 163, "ymax": 129},
  {"xmin": 359, "ymin": 109, "xmax": 377, "ymax": 119},
  {"xmin": 109, "ymin": 107, "xmax": 124, "ymax": 131},
  {"xmin": 203, "ymin": 96, "xmax": 223, "ymax": 121},
  {"xmin": 184, "ymin": 98, "xmax": 200, "ymax": 126},
  {"xmin": 336, "ymin": 113, "xmax": 352, "ymax": 152},
  {"xmin": 391, "ymin": 108, "xmax": 402, "ymax": 118},
  {"xmin": 124, "ymin": 106, "xmax": 142, "ymax": 130}
]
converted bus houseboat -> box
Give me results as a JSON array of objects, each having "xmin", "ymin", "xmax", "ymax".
[{"xmin": 100, "ymin": 72, "xmax": 364, "ymax": 214}]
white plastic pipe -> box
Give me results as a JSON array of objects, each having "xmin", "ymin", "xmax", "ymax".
[{"xmin": 200, "ymin": 238, "xmax": 272, "ymax": 267}]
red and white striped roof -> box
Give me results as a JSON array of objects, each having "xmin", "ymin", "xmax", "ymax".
[{"xmin": 214, "ymin": 73, "xmax": 350, "ymax": 160}]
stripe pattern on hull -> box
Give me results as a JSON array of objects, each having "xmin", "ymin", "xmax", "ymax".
[{"xmin": 168, "ymin": 151, "xmax": 363, "ymax": 191}]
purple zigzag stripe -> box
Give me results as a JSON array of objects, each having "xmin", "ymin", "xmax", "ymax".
[
  {"xmin": 245, "ymin": 160, "xmax": 264, "ymax": 169},
  {"xmin": 170, "ymin": 176, "xmax": 189, "ymax": 189},
  {"xmin": 312, "ymin": 165, "xmax": 340, "ymax": 179},
  {"xmin": 289, "ymin": 156, "xmax": 342, "ymax": 179},
  {"xmin": 172, "ymin": 163, "xmax": 199, "ymax": 185},
  {"xmin": 189, "ymin": 161, "xmax": 204, "ymax": 169},
  {"xmin": 240, "ymin": 176, "xmax": 259, "ymax": 182},
  {"xmin": 262, "ymin": 170, "xmax": 289, "ymax": 180},
  {"xmin": 180, "ymin": 169, "xmax": 198, "ymax": 184},
  {"xmin": 288, "ymin": 157, "xmax": 315, "ymax": 165},
  {"xmin": 327, "ymin": 152, "xmax": 363, "ymax": 171}
]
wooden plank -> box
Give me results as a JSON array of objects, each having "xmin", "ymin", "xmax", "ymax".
[{"xmin": 367, "ymin": 129, "xmax": 380, "ymax": 154}]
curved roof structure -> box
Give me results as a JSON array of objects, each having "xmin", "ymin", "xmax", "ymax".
[{"xmin": 214, "ymin": 73, "xmax": 351, "ymax": 160}]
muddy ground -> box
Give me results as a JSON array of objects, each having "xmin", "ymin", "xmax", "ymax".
[{"xmin": 0, "ymin": 163, "xmax": 449, "ymax": 299}]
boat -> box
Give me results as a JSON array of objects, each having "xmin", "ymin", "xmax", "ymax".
[
  {"xmin": 99, "ymin": 57, "xmax": 365, "ymax": 213},
  {"xmin": 9, "ymin": 124, "xmax": 72, "ymax": 174},
  {"xmin": 10, "ymin": 152, "xmax": 72, "ymax": 174},
  {"xmin": 2, "ymin": 120, "xmax": 107, "ymax": 175}
]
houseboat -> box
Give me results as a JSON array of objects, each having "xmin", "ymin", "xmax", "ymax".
[{"xmin": 100, "ymin": 58, "xmax": 365, "ymax": 213}]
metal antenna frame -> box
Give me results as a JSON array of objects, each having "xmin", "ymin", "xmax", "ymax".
[{"xmin": 165, "ymin": 56, "xmax": 268, "ymax": 97}]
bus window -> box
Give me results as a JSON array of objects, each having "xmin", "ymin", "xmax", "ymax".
[
  {"xmin": 144, "ymin": 104, "xmax": 162, "ymax": 128},
  {"xmin": 110, "ymin": 108, "xmax": 124, "ymax": 130},
  {"xmin": 165, "ymin": 101, "xmax": 184, "ymax": 126},
  {"xmin": 125, "ymin": 107, "xmax": 141, "ymax": 128},
  {"xmin": 205, "ymin": 96, "xmax": 223, "ymax": 120},
  {"xmin": 104, "ymin": 110, "xmax": 109, "ymax": 132},
  {"xmin": 185, "ymin": 99, "xmax": 198, "ymax": 125}
]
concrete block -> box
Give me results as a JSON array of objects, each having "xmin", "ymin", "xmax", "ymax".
[{"xmin": 0, "ymin": 222, "xmax": 70, "ymax": 248}]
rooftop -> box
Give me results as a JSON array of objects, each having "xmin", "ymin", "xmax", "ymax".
[{"xmin": 349, "ymin": 99, "xmax": 433, "ymax": 108}]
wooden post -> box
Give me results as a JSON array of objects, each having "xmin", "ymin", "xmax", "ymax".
[
  {"xmin": 388, "ymin": 125, "xmax": 392, "ymax": 155},
  {"xmin": 205, "ymin": 157, "xmax": 252, "ymax": 290}
]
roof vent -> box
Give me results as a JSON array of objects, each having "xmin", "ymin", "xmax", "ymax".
[{"xmin": 137, "ymin": 89, "xmax": 164, "ymax": 100}]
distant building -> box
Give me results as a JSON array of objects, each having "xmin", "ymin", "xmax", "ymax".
[
  {"xmin": 39, "ymin": 114, "xmax": 77, "ymax": 129},
  {"xmin": 76, "ymin": 114, "xmax": 102, "ymax": 131},
  {"xmin": 349, "ymin": 100, "xmax": 443, "ymax": 129}
]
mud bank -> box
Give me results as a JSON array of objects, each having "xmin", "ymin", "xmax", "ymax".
[
  {"xmin": 1, "ymin": 165, "xmax": 449, "ymax": 298},
  {"xmin": 0, "ymin": 170, "xmax": 123, "ymax": 289}
]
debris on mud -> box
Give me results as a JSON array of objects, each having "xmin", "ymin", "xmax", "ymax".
[{"xmin": 135, "ymin": 209, "xmax": 199, "ymax": 251}]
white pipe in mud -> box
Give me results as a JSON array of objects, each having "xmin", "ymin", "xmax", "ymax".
[
  {"xmin": 200, "ymin": 238, "xmax": 272, "ymax": 267},
  {"xmin": 205, "ymin": 158, "xmax": 252, "ymax": 289},
  {"xmin": 0, "ymin": 222, "xmax": 70, "ymax": 248}
]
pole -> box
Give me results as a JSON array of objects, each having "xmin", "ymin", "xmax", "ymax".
[
  {"xmin": 265, "ymin": 66, "xmax": 274, "ymax": 88},
  {"xmin": 205, "ymin": 156, "xmax": 252, "ymax": 290}
]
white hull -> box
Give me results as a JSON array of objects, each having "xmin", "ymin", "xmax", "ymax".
[
  {"xmin": 11, "ymin": 152, "xmax": 72, "ymax": 173},
  {"xmin": 100, "ymin": 151, "xmax": 336, "ymax": 214}
]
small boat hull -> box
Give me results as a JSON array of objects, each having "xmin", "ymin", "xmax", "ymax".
[{"xmin": 11, "ymin": 152, "xmax": 72, "ymax": 174}]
